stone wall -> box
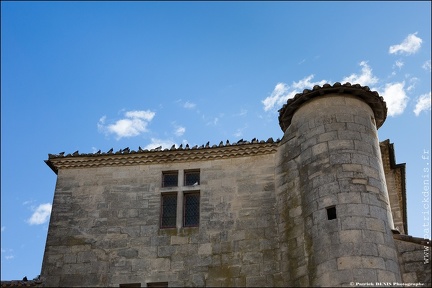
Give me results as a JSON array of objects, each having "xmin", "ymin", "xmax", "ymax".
[
  {"xmin": 381, "ymin": 140, "xmax": 407, "ymax": 234},
  {"xmin": 41, "ymin": 154, "xmax": 281, "ymax": 287},
  {"xmin": 394, "ymin": 235, "xmax": 431, "ymax": 285}
]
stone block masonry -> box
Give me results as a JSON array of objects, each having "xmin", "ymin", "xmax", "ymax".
[
  {"xmin": 276, "ymin": 94, "xmax": 401, "ymax": 286},
  {"xmin": 41, "ymin": 83, "xmax": 430, "ymax": 287},
  {"xmin": 42, "ymin": 155, "xmax": 283, "ymax": 287}
]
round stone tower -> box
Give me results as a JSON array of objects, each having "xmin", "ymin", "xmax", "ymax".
[{"xmin": 276, "ymin": 83, "xmax": 401, "ymax": 286}]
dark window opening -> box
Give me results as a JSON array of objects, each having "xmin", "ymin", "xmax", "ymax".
[
  {"xmin": 161, "ymin": 194, "xmax": 177, "ymax": 228},
  {"xmin": 120, "ymin": 284, "xmax": 141, "ymax": 288},
  {"xmin": 184, "ymin": 192, "xmax": 200, "ymax": 227},
  {"xmin": 162, "ymin": 171, "xmax": 178, "ymax": 187},
  {"xmin": 184, "ymin": 170, "xmax": 200, "ymax": 186},
  {"xmin": 147, "ymin": 282, "xmax": 168, "ymax": 287},
  {"xmin": 327, "ymin": 206, "xmax": 337, "ymax": 220}
]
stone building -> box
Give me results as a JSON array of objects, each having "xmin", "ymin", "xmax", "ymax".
[{"xmin": 41, "ymin": 83, "xmax": 431, "ymax": 287}]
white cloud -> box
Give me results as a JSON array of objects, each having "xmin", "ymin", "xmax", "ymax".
[
  {"xmin": 144, "ymin": 138, "xmax": 177, "ymax": 150},
  {"xmin": 379, "ymin": 82, "xmax": 409, "ymax": 117},
  {"xmin": 407, "ymin": 77, "xmax": 419, "ymax": 92},
  {"xmin": 235, "ymin": 109, "xmax": 248, "ymax": 117},
  {"xmin": 262, "ymin": 82, "xmax": 289, "ymax": 112},
  {"xmin": 27, "ymin": 203, "xmax": 52, "ymax": 225},
  {"xmin": 98, "ymin": 110, "xmax": 156, "ymax": 140},
  {"xmin": 423, "ymin": 60, "xmax": 431, "ymax": 72},
  {"xmin": 125, "ymin": 110, "xmax": 155, "ymax": 120},
  {"xmin": 108, "ymin": 118, "xmax": 147, "ymax": 137},
  {"xmin": 234, "ymin": 130, "xmax": 243, "ymax": 138},
  {"xmin": 98, "ymin": 115, "xmax": 106, "ymax": 124},
  {"xmin": 261, "ymin": 61, "xmax": 420, "ymax": 118},
  {"xmin": 174, "ymin": 126, "xmax": 186, "ymax": 136},
  {"xmin": 414, "ymin": 92, "xmax": 431, "ymax": 116},
  {"xmin": 183, "ymin": 101, "xmax": 196, "ymax": 109},
  {"xmin": 291, "ymin": 74, "xmax": 325, "ymax": 90},
  {"xmin": 233, "ymin": 125, "xmax": 248, "ymax": 138},
  {"xmin": 97, "ymin": 116, "xmax": 106, "ymax": 133},
  {"xmin": 342, "ymin": 61, "xmax": 379, "ymax": 86},
  {"xmin": 206, "ymin": 116, "xmax": 220, "ymax": 126},
  {"xmin": 22, "ymin": 200, "xmax": 35, "ymax": 206},
  {"xmin": 262, "ymin": 75, "xmax": 327, "ymax": 111},
  {"xmin": 394, "ymin": 60, "xmax": 404, "ymax": 70},
  {"xmin": 1, "ymin": 248, "xmax": 14, "ymax": 260},
  {"xmin": 389, "ymin": 32, "xmax": 422, "ymax": 55}
]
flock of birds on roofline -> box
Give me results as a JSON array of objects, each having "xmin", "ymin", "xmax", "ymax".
[{"xmin": 48, "ymin": 137, "xmax": 281, "ymax": 158}]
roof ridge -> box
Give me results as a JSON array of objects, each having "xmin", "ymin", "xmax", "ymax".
[
  {"xmin": 47, "ymin": 137, "xmax": 281, "ymax": 159},
  {"xmin": 278, "ymin": 82, "xmax": 387, "ymax": 132}
]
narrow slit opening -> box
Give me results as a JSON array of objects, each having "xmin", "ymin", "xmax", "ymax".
[{"xmin": 327, "ymin": 206, "xmax": 337, "ymax": 220}]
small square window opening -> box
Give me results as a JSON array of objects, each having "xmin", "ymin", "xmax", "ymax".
[{"xmin": 326, "ymin": 206, "xmax": 337, "ymax": 220}]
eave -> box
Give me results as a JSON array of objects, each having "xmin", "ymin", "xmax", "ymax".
[{"xmin": 45, "ymin": 138, "xmax": 280, "ymax": 174}]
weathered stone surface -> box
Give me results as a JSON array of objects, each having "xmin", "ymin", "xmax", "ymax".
[
  {"xmin": 40, "ymin": 87, "xmax": 429, "ymax": 287},
  {"xmin": 394, "ymin": 238, "xmax": 431, "ymax": 284}
]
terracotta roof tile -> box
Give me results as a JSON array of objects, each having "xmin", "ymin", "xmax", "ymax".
[
  {"xmin": 278, "ymin": 82, "xmax": 387, "ymax": 132},
  {"xmin": 45, "ymin": 137, "xmax": 281, "ymax": 174}
]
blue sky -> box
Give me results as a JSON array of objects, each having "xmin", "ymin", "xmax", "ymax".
[{"xmin": 1, "ymin": 1, "xmax": 430, "ymax": 281}]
